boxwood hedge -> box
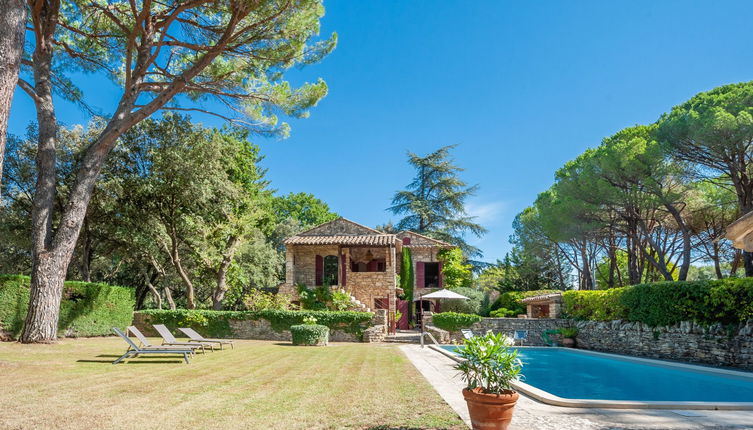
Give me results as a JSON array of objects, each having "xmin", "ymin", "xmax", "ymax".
[
  {"xmin": 0, "ymin": 274, "xmax": 135, "ymax": 339},
  {"xmin": 138, "ymin": 309, "xmax": 374, "ymax": 338},
  {"xmin": 432, "ymin": 312, "xmax": 482, "ymax": 331},
  {"xmin": 562, "ymin": 279, "xmax": 753, "ymax": 327},
  {"xmin": 290, "ymin": 324, "xmax": 329, "ymax": 346}
]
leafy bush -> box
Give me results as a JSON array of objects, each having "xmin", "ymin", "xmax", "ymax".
[
  {"xmin": 243, "ymin": 289, "xmax": 296, "ymax": 311},
  {"xmin": 439, "ymin": 287, "xmax": 485, "ymax": 315},
  {"xmin": 454, "ymin": 332, "xmax": 521, "ymax": 393},
  {"xmin": 290, "ymin": 324, "xmax": 329, "ymax": 346},
  {"xmin": 489, "ymin": 289, "xmax": 561, "ymax": 316},
  {"xmin": 562, "ymin": 288, "xmax": 626, "ymax": 321},
  {"xmin": 297, "ymin": 284, "xmax": 332, "ymax": 310},
  {"xmin": 0, "ymin": 275, "xmax": 135, "ymax": 339},
  {"xmin": 432, "ymin": 312, "xmax": 482, "ymax": 331},
  {"xmin": 489, "ymin": 308, "xmax": 517, "ymax": 318},
  {"xmin": 558, "ymin": 327, "xmax": 578, "ymax": 338},
  {"xmin": 331, "ymin": 290, "xmax": 356, "ymax": 311},
  {"xmin": 562, "ymin": 279, "xmax": 753, "ymax": 327},
  {"xmin": 138, "ymin": 309, "xmax": 373, "ymax": 338}
]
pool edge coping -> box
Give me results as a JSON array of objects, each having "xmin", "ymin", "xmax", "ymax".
[{"xmin": 428, "ymin": 344, "xmax": 753, "ymax": 411}]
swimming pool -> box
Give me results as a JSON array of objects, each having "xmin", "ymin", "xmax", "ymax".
[{"xmin": 437, "ymin": 345, "xmax": 753, "ymax": 409}]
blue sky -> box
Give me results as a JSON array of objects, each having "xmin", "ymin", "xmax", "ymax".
[{"xmin": 8, "ymin": 1, "xmax": 753, "ymax": 263}]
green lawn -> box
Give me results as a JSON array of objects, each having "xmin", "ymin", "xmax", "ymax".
[{"xmin": 0, "ymin": 337, "xmax": 464, "ymax": 430}]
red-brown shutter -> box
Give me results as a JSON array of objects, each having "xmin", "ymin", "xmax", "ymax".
[
  {"xmin": 341, "ymin": 254, "xmax": 347, "ymax": 286},
  {"xmin": 315, "ymin": 255, "xmax": 323, "ymax": 286},
  {"xmin": 368, "ymin": 260, "xmax": 377, "ymax": 272},
  {"xmin": 416, "ymin": 261, "xmax": 425, "ymax": 289},
  {"xmin": 438, "ymin": 261, "xmax": 443, "ymax": 288}
]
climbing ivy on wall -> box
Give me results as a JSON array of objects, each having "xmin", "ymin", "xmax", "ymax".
[{"xmin": 400, "ymin": 247, "xmax": 415, "ymax": 322}]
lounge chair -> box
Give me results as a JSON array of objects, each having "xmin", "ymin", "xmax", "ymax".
[
  {"xmin": 178, "ymin": 327, "xmax": 234, "ymax": 350},
  {"xmin": 112, "ymin": 327, "xmax": 192, "ymax": 364},
  {"xmin": 129, "ymin": 325, "xmax": 204, "ymax": 354},
  {"xmin": 513, "ymin": 330, "xmax": 528, "ymax": 346},
  {"xmin": 461, "ymin": 329, "xmax": 475, "ymax": 340},
  {"xmin": 151, "ymin": 324, "xmax": 209, "ymax": 352}
]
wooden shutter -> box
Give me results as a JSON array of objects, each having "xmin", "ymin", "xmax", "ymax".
[
  {"xmin": 416, "ymin": 261, "xmax": 425, "ymax": 289},
  {"xmin": 368, "ymin": 259, "xmax": 377, "ymax": 272},
  {"xmin": 438, "ymin": 261, "xmax": 443, "ymax": 288},
  {"xmin": 341, "ymin": 254, "xmax": 347, "ymax": 286},
  {"xmin": 315, "ymin": 255, "xmax": 323, "ymax": 286}
]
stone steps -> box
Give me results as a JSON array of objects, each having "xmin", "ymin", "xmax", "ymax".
[{"xmin": 384, "ymin": 333, "xmax": 422, "ymax": 344}]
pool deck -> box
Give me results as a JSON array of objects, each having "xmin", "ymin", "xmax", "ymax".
[{"xmin": 400, "ymin": 344, "xmax": 753, "ymax": 430}]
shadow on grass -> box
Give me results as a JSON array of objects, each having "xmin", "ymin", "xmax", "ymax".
[
  {"xmin": 77, "ymin": 359, "xmax": 186, "ymax": 364},
  {"xmin": 76, "ymin": 354, "xmax": 188, "ymax": 364}
]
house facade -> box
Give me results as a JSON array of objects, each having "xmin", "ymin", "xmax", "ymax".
[{"xmin": 278, "ymin": 218, "xmax": 453, "ymax": 331}]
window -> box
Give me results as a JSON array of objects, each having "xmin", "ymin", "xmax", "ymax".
[
  {"xmin": 323, "ymin": 255, "xmax": 339, "ymax": 285},
  {"xmin": 424, "ymin": 262, "xmax": 439, "ymax": 288}
]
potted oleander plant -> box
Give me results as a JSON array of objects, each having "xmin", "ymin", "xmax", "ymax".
[
  {"xmin": 558, "ymin": 327, "xmax": 578, "ymax": 348},
  {"xmin": 454, "ymin": 332, "xmax": 522, "ymax": 430}
]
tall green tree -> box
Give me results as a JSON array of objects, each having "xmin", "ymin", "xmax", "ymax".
[
  {"xmin": 115, "ymin": 116, "xmax": 273, "ymax": 310},
  {"xmin": 0, "ymin": 0, "xmax": 25, "ymax": 197},
  {"xmin": 657, "ymin": 81, "xmax": 753, "ymax": 276},
  {"xmin": 437, "ymin": 247, "xmax": 473, "ymax": 290},
  {"xmin": 389, "ymin": 145, "xmax": 487, "ymax": 257},
  {"xmin": 269, "ymin": 192, "xmax": 338, "ymax": 251},
  {"xmin": 399, "ymin": 247, "xmax": 414, "ymax": 322},
  {"xmin": 18, "ymin": 0, "xmax": 335, "ymax": 342}
]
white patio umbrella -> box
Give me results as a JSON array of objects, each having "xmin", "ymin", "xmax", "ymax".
[
  {"xmin": 419, "ymin": 289, "xmax": 470, "ymax": 300},
  {"xmin": 416, "ymin": 289, "xmax": 470, "ymax": 338}
]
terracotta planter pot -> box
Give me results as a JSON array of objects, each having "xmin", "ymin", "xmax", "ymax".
[
  {"xmin": 562, "ymin": 337, "xmax": 576, "ymax": 348},
  {"xmin": 462, "ymin": 388, "xmax": 519, "ymax": 430}
]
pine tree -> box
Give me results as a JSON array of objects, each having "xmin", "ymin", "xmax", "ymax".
[{"xmin": 389, "ymin": 145, "xmax": 487, "ymax": 257}]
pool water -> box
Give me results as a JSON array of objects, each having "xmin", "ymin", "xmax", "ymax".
[{"xmin": 442, "ymin": 346, "xmax": 753, "ymax": 402}]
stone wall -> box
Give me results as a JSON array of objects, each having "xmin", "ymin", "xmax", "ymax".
[
  {"xmin": 281, "ymin": 244, "xmax": 397, "ymax": 313},
  {"xmin": 450, "ymin": 316, "xmax": 753, "ymax": 370},
  {"xmin": 132, "ymin": 311, "xmax": 386, "ymax": 343},
  {"xmin": 463, "ymin": 317, "xmax": 570, "ymax": 346},
  {"xmin": 574, "ymin": 319, "xmax": 753, "ymax": 370}
]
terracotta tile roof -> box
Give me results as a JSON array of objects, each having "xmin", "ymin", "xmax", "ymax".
[
  {"xmin": 284, "ymin": 234, "xmax": 397, "ymax": 246},
  {"xmin": 395, "ymin": 231, "xmax": 454, "ymax": 248},
  {"xmin": 521, "ymin": 293, "xmax": 563, "ymax": 304}
]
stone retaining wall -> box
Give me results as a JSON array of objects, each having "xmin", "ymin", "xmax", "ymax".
[
  {"xmin": 132, "ymin": 310, "xmax": 388, "ymax": 343},
  {"xmin": 464, "ymin": 317, "xmax": 570, "ymax": 346},
  {"xmin": 574, "ymin": 319, "xmax": 753, "ymax": 370},
  {"xmin": 452, "ymin": 316, "xmax": 753, "ymax": 370}
]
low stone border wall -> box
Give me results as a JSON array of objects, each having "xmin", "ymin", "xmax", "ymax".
[
  {"xmin": 462, "ymin": 317, "xmax": 570, "ymax": 346},
  {"xmin": 132, "ymin": 310, "xmax": 388, "ymax": 343},
  {"xmin": 574, "ymin": 319, "xmax": 753, "ymax": 370}
]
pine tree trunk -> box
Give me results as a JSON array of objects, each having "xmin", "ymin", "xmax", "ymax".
[
  {"xmin": 0, "ymin": 0, "xmax": 26, "ymax": 198},
  {"xmin": 21, "ymin": 252, "xmax": 66, "ymax": 342},
  {"xmin": 21, "ymin": 9, "xmax": 63, "ymax": 343}
]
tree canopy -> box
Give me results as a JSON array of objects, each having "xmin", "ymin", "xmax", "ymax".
[{"xmin": 389, "ymin": 145, "xmax": 486, "ymax": 258}]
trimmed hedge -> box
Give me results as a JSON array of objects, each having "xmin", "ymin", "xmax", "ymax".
[
  {"xmin": 138, "ymin": 309, "xmax": 374, "ymax": 338},
  {"xmin": 489, "ymin": 289, "xmax": 561, "ymax": 316},
  {"xmin": 432, "ymin": 312, "xmax": 482, "ymax": 332},
  {"xmin": 290, "ymin": 324, "xmax": 329, "ymax": 346},
  {"xmin": 0, "ymin": 274, "xmax": 135, "ymax": 339},
  {"xmin": 562, "ymin": 279, "xmax": 753, "ymax": 327}
]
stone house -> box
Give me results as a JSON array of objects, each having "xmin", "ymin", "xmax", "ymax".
[{"xmin": 278, "ymin": 218, "xmax": 453, "ymax": 331}]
